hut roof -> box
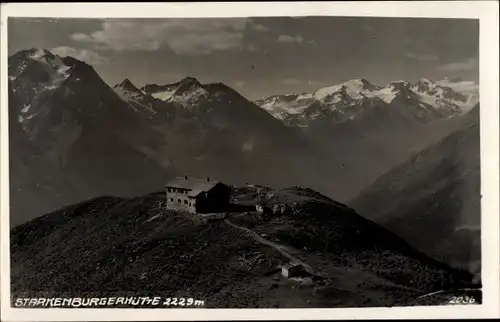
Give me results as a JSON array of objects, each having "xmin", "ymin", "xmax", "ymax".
[{"xmin": 166, "ymin": 177, "xmax": 223, "ymax": 197}]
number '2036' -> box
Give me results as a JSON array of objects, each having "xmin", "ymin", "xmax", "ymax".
[{"xmin": 449, "ymin": 296, "xmax": 475, "ymax": 304}]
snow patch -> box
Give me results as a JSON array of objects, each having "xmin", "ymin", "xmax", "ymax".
[
  {"xmin": 436, "ymin": 79, "xmax": 479, "ymax": 111},
  {"xmin": 314, "ymin": 79, "xmax": 382, "ymax": 102},
  {"xmin": 115, "ymin": 87, "xmax": 141, "ymax": 101},
  {"xmin": 151, "ymin": 89, "xmax": 176, "ymax": 101},
  {"xmin": 27, "ymin": 48, "xmax": 47, "ymax": 61},
  {"xmin": 44, "ymin": 85, "xmax": 59, "ymax": 90},
  {"xmin": 21, "ymin": 104, "xmax": 31, "ymax": 113},
  {"xmin": 313, "ymin": 85, "xmax": 343, "ymax": 100},
  {"xmin": 297, "ymin": 93, "xmax": 313, "ymax": 101},
  {"xmin": 259, "ymin": 95, "xmax": 312, "ymax": 119},
  {"xmin": 170, "ymin": 87, "xmax": 209, "ymax": 107},
  {"xmin": 114, "ymin": 87, "xmax": 158, "ymax": 114},
  {"xmin": 372, "ymin": 86, "xmax": 397, "ymax": 104}
]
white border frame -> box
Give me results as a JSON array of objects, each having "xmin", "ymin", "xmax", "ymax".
[{"xmin": 1, "ymin": 1, "xmax": 499, "ymax": 320}]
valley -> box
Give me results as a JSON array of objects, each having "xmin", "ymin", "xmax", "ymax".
[{"xmin": 7, "ymin": 47, "xmax": 481, "ymax": 288}]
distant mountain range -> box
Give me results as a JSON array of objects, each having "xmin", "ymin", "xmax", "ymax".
[
  {"xmin": 8, "ymin": 48, "xmax": 322, "ymax": 226},
  {"xmin": 253, "ymin": 76, "xmax": 479, "ymax": 204},
  {"xmin": 7, "ymin": 48, "xmax": 481, "ymax": 276},
  {"xmin": 255, "ymin": 77, "xmax": 478, "ymax": 127}
]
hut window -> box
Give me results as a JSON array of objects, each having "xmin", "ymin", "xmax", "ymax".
[
  {"xmin": 177, "ymin": 199, "xmax": 181, "ymax": 203},
  {"xmin": 184, "ymin": 200, "xmax": 188, "ymax": 205},
  {"xmin": 170, "ymin": 198, "xmax": 174, "ymax": 202}
]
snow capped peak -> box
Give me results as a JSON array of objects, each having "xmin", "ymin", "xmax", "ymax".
[
  {"xmin": 313, "ymin": 78, "xmax": 379, "ymax": 101},
  {"xmin": 176, "ymin": 77, "xmax": 203, "ymax": 92},
  {"xmin": 417, "ymin": 77, "xmax": 433, "ymax": 84},
  {"xmin": 22, "ymin": 48, "xmax": 70, "ymax": 71},
  {"xmin": 113, "ymin": 78, "xmax": 148, "ymax": 105},
  {"xmin": 8, "ymin": 48, "xmax": 72, "ymax": 90},
  {"xmin": 115, "ymin": 78, "xmax": 141, "ymax": 92},
  {"xmin": 179, "ymin": 76, "xmax": 201, "ymax": 86},
  {"xmin": 413, "ymin": 78, "xmax": 438, "ymax": 92},
  {"xmin": 435, "ymin": 78, "xmax": 479, "ymax": 111},
  {"xmin": 16, "ymin": 48, "xmax": 59, "ymax": 63},
  {"xmin": 388, "ymin": 80, "xmax": 412, "ymax": 92},
  {"xmin": 112, "ymin": 79, "xmax": 160, "ymax": 115},
  {"xmin": 140, "ymin": 76, "xmax": 214, "ymax": 107},
  {"xmin": 346, "ymin": 78, "xmax": 373, "ymax": 87},
  {"xmin": 9, "ymin": 48, "xmax": 70, "ymax": 78},
  {"xmin": 118, "ymin": 78, "xmax": 134, "ymax": 87},
  {"xmin": 312, "ymin": 84, "xmax": 343, "ymax": 100},
  {"xmin": 389, "ymin": 80, "xmax": 411, "ymax": 87},
  {"xmin": 256, "ymin": 76, "xmax": 477, "ymax": 126}
]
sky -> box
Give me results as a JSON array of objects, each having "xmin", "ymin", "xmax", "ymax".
[{"xmin": 8, "ymin": 17, "xmax": 479, "ymax": 100}]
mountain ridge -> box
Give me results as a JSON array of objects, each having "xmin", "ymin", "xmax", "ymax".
[
  {"xmin": 7, "ymin": 48, "xmax": 326, "ymax": 226},
  {"xmin": 349, "ymin": 104, "xmax": 481, "ymax": 277},
  {"xmin": 255, "ymin": 77, "xmax": 478, "ymax": 127},
  {"xmin": 10, "ymin": 185, "xmax": 476, "ymax": 308},
  {"xmin": 7, "ymin": 47, "xmax": 482, "ymax": 305}
]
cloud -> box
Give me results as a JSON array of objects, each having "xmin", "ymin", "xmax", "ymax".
[
  {"xmin": 406, "ymin": 53, "xmax": 439, "ymax": 62},
  {"xmin": 277, "ymin": 34, "xmax": 304, "ymax": 44},
  {"xmin": 70, "ymin": 33, "xmax": 93, "ymax": 42},
  {"xmin": 308, "ymin": 79, "xmax": 327, "ymax": 86},
  {"xmin": 51, "ymin": 46, "xmax": 108, "ymax": 65},
  {"xmin": 247, "ymin": 44, "xmax": 258, "ymax": 52},
  {"xmin": 234, "ymin": 81, "xmax": 245, "ymax": 88},
  {"xmin": 438, "ymin": 57, "xmax": 478, "ymax": 72},
  {"xmin": 282, "ymin": 78, "xmax": 302, "ymax": 85},
  {"xmin": 251, "ymin": 23, "xmax": 269, "ymax": 32},
  {"xmin": 70, "ymin": 19, "xmax": 268, "ymax": 55},
  {"xmin": 282, "ymin": 78, "xmax": 326, "ymax": 86}
]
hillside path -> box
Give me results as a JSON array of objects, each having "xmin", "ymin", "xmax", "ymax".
[
  {"xmin": 224, "ymin": 219, "xmax": 326, "ymax": 277},
  {"xmin": 223, "ymin": 219, "xmax": 425, "ymax": 295}
]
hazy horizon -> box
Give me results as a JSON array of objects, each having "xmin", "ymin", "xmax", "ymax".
[{"xmin": 8, "ymin": 16, "xmax": 479, "ymax": 100}]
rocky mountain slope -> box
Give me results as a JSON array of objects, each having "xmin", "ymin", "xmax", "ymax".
[
  {"xmin": 255, "ymin": 77, "xmax": 477, "ymax": 127},
  {"xmin": 255, "ymin": 78, "xmax": 479, "ymax": 202},
  {"xmin": 436, "ymin": 77, "xmax": 479, "ymax": 111},
  {"xmin": 113, "ymin": 75, "xmax": 330, "ymax": 191},
  {"xmin": 8, "ymin": 48, "xmax": 170, "ymax": 226},
  {"xmin": 10, "ymin": 186, "xmax": 476, "ymax": 308},
  {"xmin": 8, "ymin": 48, "xmax": 324, "ymax": 226},
  {"xmin": 8, "ymin": 48, "xmax": 481, "ymax": 307},
  {"xmin": 349, "ymin": 104, "xmax": 481, "ymax": 278}
]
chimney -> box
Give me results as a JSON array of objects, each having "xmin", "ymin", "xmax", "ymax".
[
  {"xmin": 184, "ymin": 175, "xmax": 188, "ymax": 180},
  {"xmin": 206, "ymin": 177, "xmax": 210, "ymax": 182}
]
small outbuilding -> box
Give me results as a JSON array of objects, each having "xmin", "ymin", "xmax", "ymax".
[{"xmin": 281, "ymin": 262, "xmax": 305, "ymax": 278}]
